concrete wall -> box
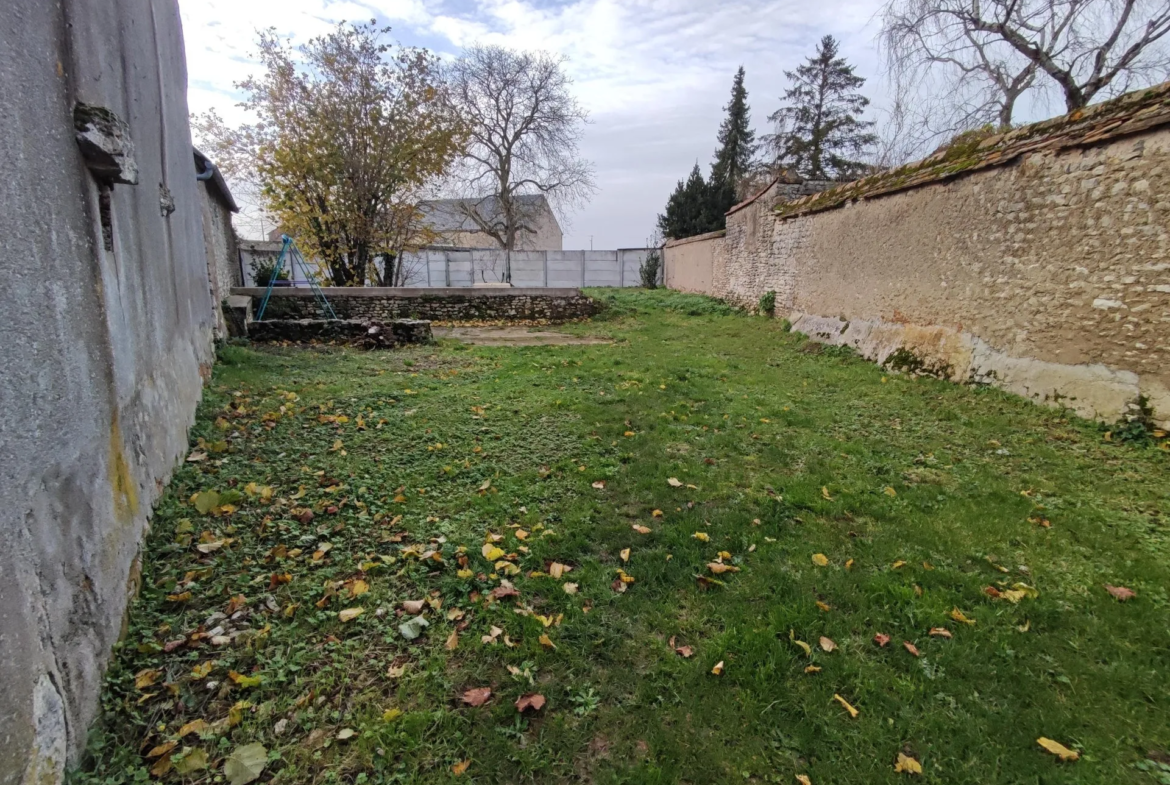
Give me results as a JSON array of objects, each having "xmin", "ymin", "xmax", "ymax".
[
  {"xmin": 0, "ymin": 2, "xmax": 215, "ymax": 782},
  {"xmin": 199, "ymin": 184, "xmax": 240, "ymax": 338},
  {"xmin": 664, "ymin": 231, "xmax": 723, "ymax": 293},
  {"xmin": 711, "ymin": 126, "xmax": 1170, "ymax": 425},
  {"xmin": 238, "ymin": 246, "xmax": 657, "ymax": 288}
]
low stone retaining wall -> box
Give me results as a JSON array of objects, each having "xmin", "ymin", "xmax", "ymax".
[
  {"xmin": 248, "ymin": 319, "xmax": 433, "ymax": 347},
  {"xmin": 230, "ymin": 287, "xmax": 600, "ymax": 323}
]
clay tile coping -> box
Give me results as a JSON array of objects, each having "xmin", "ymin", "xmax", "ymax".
[{"xmin": 774, "ymin": 80, "xmax": 1170, "ymax": 220}]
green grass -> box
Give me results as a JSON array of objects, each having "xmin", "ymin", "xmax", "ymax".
[{"xmin": 75, "ymin": 290, "xmax": 1170, "ymax": 785}]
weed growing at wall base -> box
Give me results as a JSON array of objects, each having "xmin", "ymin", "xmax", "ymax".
[{"xmin": 76, "ymin": 290, "xmax": 1170, "ymax": 785}]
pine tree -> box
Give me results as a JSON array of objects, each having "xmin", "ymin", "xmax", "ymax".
[
  {"xmin": 764, "ymin": 35, "xmax": 877, "ymax": 181},
  {"xmin": 657, "ymin": 163, "xmax": 717, "ymax": 240},
  {"xmin": 708, "ymin": 66, "xmax": 757, "ymax": 219}
]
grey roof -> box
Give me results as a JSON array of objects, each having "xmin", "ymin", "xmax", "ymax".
[
  {"xmin": 419, "ymin": 195, "xmax": 552, "ymax": 233},
  {"xmin": 193, "ymin": 148, "xmax": 239, "ymax": 213}
]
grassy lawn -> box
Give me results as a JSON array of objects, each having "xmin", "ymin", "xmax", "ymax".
[{"xmin": 77, "ymin": 290, "xmax": 1170, "ymax": 785}]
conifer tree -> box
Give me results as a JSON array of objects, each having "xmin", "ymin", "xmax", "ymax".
[
  {"xmin": 657, "ymin": 163, "xmax": 716, "ymax": 240},
  {"xmin": 708, "ymin": 66, "xmax": 757, "ymax": 219},
  {"xmin": 764, "ymin": 35, "xmax": 876, "ymax": 180}
]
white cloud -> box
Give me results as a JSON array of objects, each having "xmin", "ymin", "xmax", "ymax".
[{"xmin": 179, "ymin": 0, "xmax": 890, "ymax": 245}]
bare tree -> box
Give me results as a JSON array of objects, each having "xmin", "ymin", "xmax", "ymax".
[
  {"xmin": 446, "ymin": 45, "xmax": 595, "ymax": 283},
  {"xmin": 881, "ymin": 0, "xmax": 1170, "ymax": 138}
]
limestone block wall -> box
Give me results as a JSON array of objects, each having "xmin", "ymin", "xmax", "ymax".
[
  {"xmin": 715, "ymin": 125, "xmax": 1170, "ymax": 424},
  {"xmin": 234, "ymin": 287, "xmax": 600, "ymax": 323},
  {"xmin": 0, "ymin": 2, "xmax": 215, "ymax": 782}
]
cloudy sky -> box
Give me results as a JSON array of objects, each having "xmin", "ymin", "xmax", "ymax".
[{"xmin": 179, "ymin": 0, "xmax": 890, "ymax": 247}]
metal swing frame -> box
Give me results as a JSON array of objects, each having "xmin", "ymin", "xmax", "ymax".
[{"xmin": 255, "ymin": 234, "xmax": 338, "ymax": 321}]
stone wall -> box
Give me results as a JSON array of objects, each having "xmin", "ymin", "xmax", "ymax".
[
  {"xmin": 709, "ymin": 91, "xmax": 1170, "ymax": 425},
  {"xmin": 0, "ymin": 1, "xmax": 215, "ymax": 783},
  {"xmin": 233, "ymin": 287, "xmax": 600, "ymax": 323},
  {"xmin": 199, "ymin": 180, "xmax": 239, "ymax": 339},
  {"xmin": 248, "ymin": 318, "xmax": 434, "ymax": 346}
]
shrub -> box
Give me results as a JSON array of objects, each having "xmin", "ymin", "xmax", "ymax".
[
  {"xmin": 758, "ymin": 290, "xmax": 776, "ymax": 316},
  {"xmin": 251, "ymin": 258, "xmax": 289, "ymax": 288},
  {"xmin": 640, "ymin": 248, "xmax": 662, "ymax": 289}
]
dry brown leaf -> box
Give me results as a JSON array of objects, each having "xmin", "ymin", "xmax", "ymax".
[
  {"xmin": 711, "ymin": 660, "xmax": 724, "ymax": 675},
  {"xmin": 708, "ymin": 562, "xmax": 740, "ymax": 574},
  {"xmin": 819, "ymin": 636, "xmax": 837, "ymax": 652},
  {"xmin": 549, "ymin": 562, "xmax": 570, "ymax": 579},
  {"xmin": 461, "ymin": 687, "xmax": 492, "ymax": 707},
  {"xmin": 929, "ymin": 627, "xmax": 952, "ymax": 639},
  {"xmin": 804, "ymin": 665, "xmax": 821, "ymax": 674},
  {"xmin": 445, "ymin": 631, "xmax": 459, "ymax": 651},
  {"xmin": 338, "ymin": 607, "xmax": 363, "ymax": 623},
  {"xmin": 903, "ymin": 641, "xmax": 920, "ymax": 657},
  {"xmin": 592, "ymin": 480, "xmax": 606, "ymax": 489},
  {"xmin": 1105, "ymin": 584, "xmax": 1136, "ymax": 601},
  {"xmin": 452, "ymin": 760, "xmax": 471, "ymax": 776},
  {"xmin": 515, "ymin": 693, "xmax": 545, "ymax": 712},
  {"xmin": 797, "ymin": 776, "xmax": 813, "ymax": 785},
  {"xmin": 632, "ymin": 525, "xmax": 652, "ymax": 534},
  {"xmin": 874, "ymin": 633, "xmax": 891, "ymax": 647}
]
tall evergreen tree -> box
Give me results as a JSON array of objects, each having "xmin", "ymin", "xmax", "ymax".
[
  {"xmin": 764, "ymin": 35, "xmax": 877, "ymax": 181},
  {"xmin": 708, "ymin": 66, "xmax": 757, "ymax": 218},
  {"xmin": 657, "ymin": 163, "xmax": 717, "ymax": 240}
]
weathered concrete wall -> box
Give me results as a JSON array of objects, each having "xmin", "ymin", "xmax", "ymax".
[
  {"xmin": 664, "ymin": 231, "xmax": 722, "ymax": 293},
  {"xmin": 0, "ymin": 2, "xmax": 215, "ymax": 783},
  {"xmin": 712, "ymin": 124, "xmax": 1170, "ymax": 425},
  {"xmin": 235, "ymin": 287, "xmax": 599, "ymax": 323}
]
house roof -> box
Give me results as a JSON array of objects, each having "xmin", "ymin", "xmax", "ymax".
[
  {"xmin": 775, "ymin": 80, "xmax": 1170, "ymax": 220},
  {"xmin": 419, "ymin": 195, "xmax": 556, "ymax": 233},
  {"xmin": 193, "ymin": 148, "xmax": 239, "ymax": 213}
]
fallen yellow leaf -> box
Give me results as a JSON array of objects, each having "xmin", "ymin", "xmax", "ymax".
[
  {"xmin": 452, "ymin": 760, "xmax": 471, "ymax": 776},
  {"xmin": 652, "ymin": 509, "xmax": 664, "ymax": 517},
  {"xmin": 481, "ymin": 543, "xmax": 505, "ymax": 561},
  {"xmin": 822, "ymin": 487, "xmax": 833, "ymax": 500},
  {"xmin": 884, "ymin": 486, "xmax": 897, "ymax": 497},
  {"xmin": 632, "ymin": 525, "xmax": 652, "ymax": 534},
  {"xmin": 708, "ymin": 562, "xmax": 739, "ymax": 574},
  {"xmin": 667, "ymin": 477, "xmax": 682, "ymax": 487},
  {"xmin": 797, "ymin": 776, "xmax": 812, "ymax": 785},
  {"xmin": 693, "ymin": 531, "xmax": 710, "ymax": 542},
  {"xmin": 711, "ymin": 660, "xmax": 724, "ymax": 675},
  {"xmin": 819, "ymin": 636, "xmax": 837, "ymax": 652},
  {"xmin": 833, "ymin": 694, "xmax": 859, "ymax": 718},
  {"xmin": 951, "ymin": 607, "xmax": 976, "ymax": 625},
  {"xmin": 794, "ymin": 640, "xmax": 812, "ymax": 656},
  {"xmin": 562, "ymin": 582, "xmax": 578, "ymax": 594},
  {"xmin": 1037, "ymin": 737, "xmax": 1079, "ymax": 761},
  {"xmin": 539, "ymin": 633, "xmax": 557, "ymax": 649},
  {"xmin": 812, "ymin": 553, "xmax": 829, "ymax": 567},
  {"xmin": 445, "ymin": 631, "xmax": 459, "ymax": 651},
  {"xmin": 620, "ymin": 548, "xmax": 630, "ymax": 562},
  {"xmin": 339, "ymin": 607, "xmax": 364, "ymax": 623},
  {"xmin": 894, "ymin": 752, "xmax": 923, "ymax": 774}
]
